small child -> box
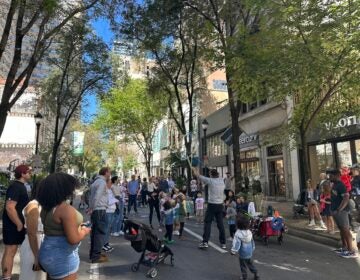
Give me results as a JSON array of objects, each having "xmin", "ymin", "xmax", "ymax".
[
  {"xmin": 236, "ymin": 196, "xmax": 249, "ymax": 214},
  {"xmin": 231, "ymin": 215, "xmax": 259, "ymax": 280},
  {"xmin": 195, "ymin": 192, "xmax": 205, "ymax": 224},
  {"xmin": 178, "ymin": 193, "xmax": 187, "ymax": 239},
  {"xmin": 163, "ymin": 200, "xmax": 174, "ymax": 244},
  {"xmin": 226, "ymin": 201, "xmax": 237, "ymax": 241},
  {"xmin": 173, "ymin": 199, "xmax": 180, "ymax": 236},
  {"xmin": 159, "ymin": 192, "xmax": 167, "ymax": 229},
  {"xmin": 319, "ymin": 181, "xmax": 334, "ymax": 234}
]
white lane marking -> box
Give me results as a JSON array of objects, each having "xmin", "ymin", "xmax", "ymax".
[
  {"xmin": 183, "ymin": 227, "xmax": 228, "ymax": 254},
  {"xmin": 89, "ymin": 263, "xmax": 100, "ymax": 280}
]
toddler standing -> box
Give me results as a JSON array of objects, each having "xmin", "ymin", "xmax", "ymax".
[
  {"xmin": 226, "ymin": 201, "xmax": 237, "ymax": 241},
  {"xmin": 319, "ymin": 181, "xmax": 334, "ymax": 234},
  {"xmin": 231, "ymin": 216, "xmax": 259, "ymax": 280},
  {"xmin": 195, "ymin": 192, "xmax": 205, "ymax": 224},
  {"xmin": 163, "ymin": 200, "xmax": 175, "ymax": 244}
]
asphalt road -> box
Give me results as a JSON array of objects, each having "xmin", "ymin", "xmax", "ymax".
[{"xmin": 74, "ymin": 206, "xmax": 360, "ymax": 280}]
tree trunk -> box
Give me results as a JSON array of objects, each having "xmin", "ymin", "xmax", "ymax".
[
  {"xmin": 146, "ymin": 154, "xmax": 151, "ymax": 177},
  {"xmin": 298, "ymin": 127, "xmax": 310, "ymax": 190},
  {"xmin": 50, "ymin": 141, "xmax": 60, "ymax": 173},
  {"xmin": 226, "ymin": 73, "xmax": 242, "ymax": 194},
  {"xmin": 0, "ymin": 105, "xmax": 9, "ymax": 139}
]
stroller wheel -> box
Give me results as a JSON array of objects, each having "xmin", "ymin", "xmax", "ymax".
[
  {"xmin": 147, "ymin": 268, "xmax": 158, "ymax": 278},
  {"xmin": 131, "ymin": 263, "xmax": 139, "ymax": 272}
]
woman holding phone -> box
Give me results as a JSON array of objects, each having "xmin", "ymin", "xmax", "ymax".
[{"xmin": 37, "ymin": 173, "xmax": 91, "ymax": 280}]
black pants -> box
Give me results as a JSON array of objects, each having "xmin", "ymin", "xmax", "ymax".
[
  {"xmin": 203, "ymin": 203, "xmax": 226, "ymax": 244},
  {"xmin": 179, "ymin": 222, "xmax": 185, "ymax": 236},
  {"xmin": 165, "ymin": 224, "xmax": 173, "ymax": 241},
  {"xmin": 141, "ymin": 191, "xmax": 147, "ymax": 206},
  {"xmin": 90, "ymin": 210, "xmax": 107, "ymax": 261},
  {"xmin": 128, "ymin": 194, "xmax": 138, "ymax": 214},
  {"xmin": 149, "ymin": 199, "xmax": 161, "ymax": 225},
  {"xmin": 229, "ymin": 224, "xmax": 236, "ymax": 238},
  {"xmin": 239, "ymin": 258, "xmax": 257, "ymax": 279}
]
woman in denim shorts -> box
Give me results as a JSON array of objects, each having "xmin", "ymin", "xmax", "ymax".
[{"xmin": 37, "ymin": 173, "xmax": 91, "ymax": 279}]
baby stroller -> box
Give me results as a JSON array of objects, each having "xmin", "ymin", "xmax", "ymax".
[
  {"xmin": 124, "ymin": 219, "xmax": 174, "ymax": 278},
  {"xmin": 293, "ymin": 189, "xmax": 308, "ymax": 219}
]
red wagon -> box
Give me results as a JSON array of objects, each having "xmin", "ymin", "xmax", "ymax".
[{"xmin": 251, "ymin": 216, "xmax": 285, "ymax": 245}]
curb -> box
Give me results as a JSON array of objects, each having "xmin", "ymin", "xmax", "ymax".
[{"xmin": 286, "ymin": 224, "xmax": 341, "ymax": 248}]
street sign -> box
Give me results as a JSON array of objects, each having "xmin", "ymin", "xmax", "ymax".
[{"xmin": 32, "ymin": 155, "xmax": 42, "ymax": 173}]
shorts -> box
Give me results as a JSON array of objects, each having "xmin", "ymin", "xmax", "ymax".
[
  {"xmin": 333, "ymin": 210, "xmax": 349, "ymax": 229},
  {"xmin": 2, "ymin": 223, "xmax": 26, "ymax": 245},
  {"xmin": 39, "ymin": 236, "xmax": 80, "ymax": 279}
]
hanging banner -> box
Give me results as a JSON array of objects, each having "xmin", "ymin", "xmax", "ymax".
[{"xmin": 73, "ymin": 131, "xmax": 85, "ymax": 156}]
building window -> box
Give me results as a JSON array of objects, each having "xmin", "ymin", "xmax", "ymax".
[
  {"xmin": 309, "ymin": 143, "xmax": 334, "ymax": 183},
  {"xmin": 267, "ymin": 144, "xmax": 283, "ymax": 157},
  {"xmin": 206, "ymin": 133, "xmax": 227, "ymax": 157},
  {"xmin": 212, "ymin": 80, "xmax": 227, "ymax": 91},
  {"xmin": 240, "ymin": 149, "xmax": 260, "ymax": 183}
]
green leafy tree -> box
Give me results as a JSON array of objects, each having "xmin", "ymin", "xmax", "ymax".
[
  {"xmin": 264, "ymin": 0, "xmax": 360, "ymax": 185},
  {"xmin": 40, "ymin": 18, "xmax": 110, "ymax": 173},
  {"xmin": 0, "ymin": 0, "xmax": 121, "ymax": 138},
  {"xmin": 96, "ymin": 79, "xmax": 167, "ymax": 176},
  {"xmin": 121, "ymin": 0, "xmax": 208, "ymax": 184}
]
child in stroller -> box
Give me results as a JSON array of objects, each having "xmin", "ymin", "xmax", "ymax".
[{"xmin": 124, "ymin": 219, "xmax": 174, "ymax": 278}]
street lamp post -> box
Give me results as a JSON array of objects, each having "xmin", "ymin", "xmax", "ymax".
[
  {"xmin": 34, "ymin": 111, "xmax": 43, "ymax": 155},
  {"xmin": 201, "ymin": 119, "xmax": 209, "ymax": 175}
]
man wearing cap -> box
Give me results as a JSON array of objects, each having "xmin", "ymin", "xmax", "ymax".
[
  {"xmin": 192, "ymin": 167, "xmax": 226, "ymax": 250},
  {"xmin": 1, "ymin": 165, "xmax": 31, "ymax": 279},
  {"xmin": 327, "ymin": 168, "xmax": 357, "ymax": 258}
]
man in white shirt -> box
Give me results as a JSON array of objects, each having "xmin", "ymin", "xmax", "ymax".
[{"xmin": 192, "ymin": 167, "xmax": 226, "ymax": 249}]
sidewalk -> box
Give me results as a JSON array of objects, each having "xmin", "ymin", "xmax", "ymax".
[{"xmin": 263, "ymin": 201, "xmax": 357, "ymax": 248}]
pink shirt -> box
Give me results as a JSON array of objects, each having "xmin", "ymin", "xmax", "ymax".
[{"xmin": 195, "ymin": 197, "xmax": 205, "ymax": 210}]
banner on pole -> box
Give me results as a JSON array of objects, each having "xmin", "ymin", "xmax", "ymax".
[{"xmin": 73, "ymin": 131, "xmax": 85, "ymax": 156}]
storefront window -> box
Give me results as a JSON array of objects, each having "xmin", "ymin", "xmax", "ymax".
[
  {"xmin": 337, "ymin": 141, "xmax": 352, "ymax": 167},
  {"xmin": 240, "ymin": 149, "xmax": 260, "ymax": 188},
  {"xmin": 309, "ymin": 143, "xmax": 334, "ymax": 183},
  {"xmin": 356, "ymin": 140, "xmax": 360, "ymax": 163}
]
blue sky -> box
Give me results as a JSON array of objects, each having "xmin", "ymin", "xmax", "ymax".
[{"xmin": 82, "ymin": 18, "xmax": 113, "ymax": 123}]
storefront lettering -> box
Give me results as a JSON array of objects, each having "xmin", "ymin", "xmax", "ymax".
[
  {"xmin": 325, "ymin": 115, "xmax": 360, "ymax": 130},
  {"xmin": 239, "ymin": 134, "xmax": 258, "ymax": 145}
]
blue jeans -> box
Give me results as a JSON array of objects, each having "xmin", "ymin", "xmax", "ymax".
[
  {"xmin": 105, "ymin": 212, "xmax": 114, "ymax": 245},
  {"xmin": 39, "ymin": 236, "xmax": 79, "ymax": 279},
  {"xmin": 128, "ymin": 194, "xmax": 138, "ymax": 213},
  {"xmin": 111, "ymin": 200, "xmax": 124, "ymax": 233}
]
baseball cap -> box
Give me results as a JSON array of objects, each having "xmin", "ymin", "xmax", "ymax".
[{"xmin": 14, "ymin": 165, "xmax": 31, "ymax": 176}]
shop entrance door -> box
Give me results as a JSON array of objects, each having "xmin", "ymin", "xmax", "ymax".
[{"xmin": 268, "ymin": 158, "xmax": 286, "ymax": 197}]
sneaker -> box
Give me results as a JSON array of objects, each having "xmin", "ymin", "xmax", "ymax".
[
  {"xmin": 332, "ymin": 248, "xmax": 346, "ymax": 253},
  {"xmin": 320, "ymin": 222, "xmax": 327, "ymax": 229},
  {"xmin": 92, "ymin": 255, "xmax": 109, "ymax": 263},
  {"xmin": 112, "ymin": 232, "xmax": 120, "ymax": 237},
  {"xmin": 102, "ymin": 245, "xmax": 114, "ymax": 253},
  {"xmin": 340, "ymin": 251, "xmax": 358, "ymax": 258},
  {"xmin": 198, "ymin": 242, "xmax": 209, "ymax": 249},
  {"xmin": 119, "ymin": 231, "xmax": 124, "ymax": 235},
  {"xmin": 308, "ymin": 220, "xmax": 316, "ymax": 227},
  {"xmin": 173, "ymin": 230, "xmax": 180, "ymax": 236},
  {"xmin": 221, "ymin": 244, "xmax": 226, "ymax": 249}
]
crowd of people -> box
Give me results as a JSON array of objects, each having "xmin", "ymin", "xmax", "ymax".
[
  {"xmin": 1, "ymin": 164, "xmax": 262, "ymax": 280},
  {"xmin": 6, "ymin": 163, "xmax": 360, "ymax": 279},
  {"xmin": 305, "ymin": 166, "xmax": 360, "ymax": 258}
]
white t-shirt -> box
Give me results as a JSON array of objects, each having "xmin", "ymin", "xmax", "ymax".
[
  {"xmin": 106, "ymin": 188, "xmax": 118, "ymax": 213},
  {"xmin": 190, "ymin": 180, "xmax": 198, "ymax": 192},
  {"xmin": 199, "ymin": 175, "xmax": 225, "ymax": 204},
  {"xmin": 195, "ymin": 197, "xmax": 205, "ymax": 210}
]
